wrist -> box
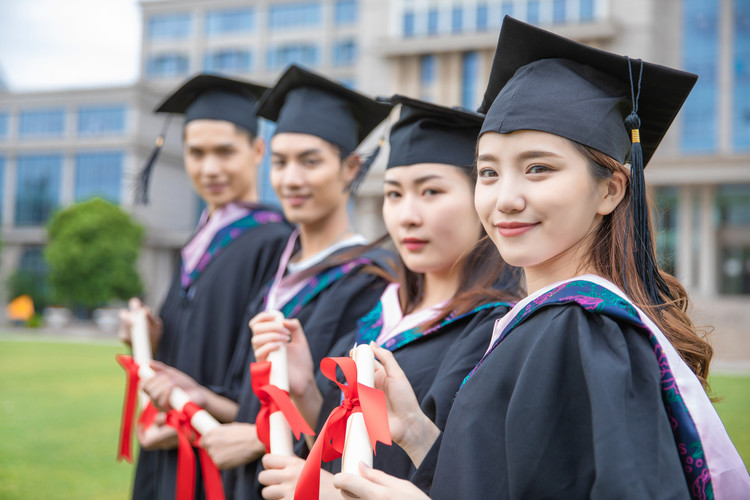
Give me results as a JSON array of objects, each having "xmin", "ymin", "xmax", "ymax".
[{"xmin": 400, "ymin": 412, "xmax": 439, "ymax": 467}]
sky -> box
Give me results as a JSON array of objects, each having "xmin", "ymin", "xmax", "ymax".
[{"xmin": 0, "ymin": 0, "xmax": 141, "ymax": 92}]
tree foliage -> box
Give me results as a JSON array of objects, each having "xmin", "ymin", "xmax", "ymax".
[{"xmin": 45, "ymin": 198, "xmax": 144, "ymax": 309}]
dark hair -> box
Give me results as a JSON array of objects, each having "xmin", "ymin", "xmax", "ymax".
[
  {"xmin": 182, "ymin": 121, "xmax": 257, "ymax": 143},
  {"xmin": 571, "ymin": 141, "xmax": 713, "ymax": 389}
]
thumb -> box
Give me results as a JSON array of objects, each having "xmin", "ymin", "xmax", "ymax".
[
  {"xmin": 370, "ymin": 342, "xmax": 406, "ymax": 379},
  {"xmin": 284, "ymin": 319, "xmax": 307, "ymax": 346}
]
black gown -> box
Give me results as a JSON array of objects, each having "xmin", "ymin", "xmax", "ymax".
[
  {"xmin": 226, "ymin": 246, "xmax": 393, "ymax": 500},
  {"xmin": 415, "ymin": 305, "xmax": 691, "ymax": 499},
  {"xmin": 131, "ymin": 207, "xmax": 293, "ymax": 500},
  {"xmin": 315, "ymin": 302, "xmax": 512, "ymax": 482}
]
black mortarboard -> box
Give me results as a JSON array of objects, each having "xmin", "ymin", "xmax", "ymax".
[
  {"xmin": 136, "ymin": 74, "xmax": 268, "ymax": 204},
  {"xmin": 384, "ymin": 95, "xmax": 483, "ymax": 170},
  {"xmin": 256, "ymin": 65, "xmax": 392, "ymax": 158},
  {"xmin": 480, "ymin": 16, "xmax": 698, "ymax": 305}
]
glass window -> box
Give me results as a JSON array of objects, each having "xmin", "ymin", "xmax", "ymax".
[
  {"xmin": 420, "ymin": 55, "xmax": 436, "ymax": 87},
  {"xmin": 335, "ymin": 0, "xmax": 358, "ymax": 25},
  {"xmin": 15, "ymin": 154, "xmax": 62, "ymax": 226},
  {"xmin": 733, "ymin": 1, "xmax": 750, "ymax": 150},
  {"xmin": 257, "ymin": 119, "xmax": 280, "ymax": 205},
  {"xmin": 501, "ymin": 2, "xmax": 514, "ymax": 19},
  {"xmin": 77, "ymin": 105, "xmax": 127, "ymax": 136},
  {"xmin": 269, "ymin": 2, "xmax": 322, "ymax": 29},
  {"xmin": 527, "ymin": 1, "xmax": 540, "ymax": 25},
  {"xmin": 717, "ymin": 184, "xmax": 750, "ymax": 294},
  {"xmin": 147, "ymin": 13, "xmax": 191, "ymax": 40},
  {"xmin": 653, "ymin": 187, "xmax": 679, "ymax": 276},
  {"xmin": 580, "ymin": 0, "xmax": 595, "ymax": 21},
  {"xmin": 476, "ymin": 3, "xmax": 489, "ymax": 31},
  {"xmin": 266, "ymin": 44, "xmax": 320, "ymax": 70},
  {"xmin": 203, "ymin": 50, "xmax": 253, "ymax": 73},
  {"xmin": 19, "ymin": 109, "xmax": 65, "ymax": 138},
  {"xmin": 428, "ymin": 9, "xmax": 439, "ymax": 35},
  {"xmin": 0, "ymin": 156, "xmax": 4, "ymax": 221},
  {"xmin": 553, "ymin": 0, "xmax": 567, "ymax": 23},
  {"xmin": 75, "ymin": 151, "xmax": 123, "ymax": 204},
  {"xmin": 15, "ymin": 246, "xmax": 51, "ymax": 309},
  {"xmin": 332, "ymin": 40, "xmax": 357, "ymax": 67},
  {"xmin": 0, "ymin": 112, "xmax": 7, "ymax": 139},
  {"xmin": 452, "ymin": 7, "xmax": 463, "ymax": 34},
  {"xmin": 205, "ymin": 8, "xmax": 254, "ymax": 35},
  {"xmin": 681, "ymin": 0, "xmax": 719, "ymax": 153},
  {"xmin": 404, "ymin": 11, "xmax": 415, "ymax": 37},
  {"xmin": 461, "ymin": 51, "xmax": 479, "ymax": 110},
  {"xmin": 146, "ymin": 53, "xmax": 190, "ymax": 79},
  {"xmin": 338, "ymin": 77, "xmax": 356, "ymax": 89}
]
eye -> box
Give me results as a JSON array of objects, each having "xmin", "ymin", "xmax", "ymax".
[
  {"xmin": 477, "ymin": 167, "xmax": 498, "ymax": 178},
  {"xmin": 271, "ymin": 158, "xmax": 285, "ymax": 168},
  {"xmin": 217, "ymin": 148, "xmax": 235, "ymax": 157},
  {"xmin": 384, "ymin": 190, "xmax": 401, "ymax": 199},
  {"xmin": 423, "ymin": 188, "xmax": 441, "ymax": 196},
  {"xmin": 527, "ymin": 164, "xmax": 551, "ymax": 174},
  {"xmin": 303, "ymin": 157, "xmax": 322, "ymax": 167}
]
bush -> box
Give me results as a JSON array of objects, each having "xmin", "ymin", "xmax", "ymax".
[{"xmin": 45, "ymin": 198, "xmax": 144, "ymax": 310}]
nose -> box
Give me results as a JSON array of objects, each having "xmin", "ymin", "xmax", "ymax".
[
  {"xmin": 280, "ymin": 162, "xmax": 305, "ymax": 190},
  {"xmin": 201, "ymin": 154, "xmax": 221, "ymax": 176},
  {"xmin": 398, "ymin": 193, "xmax": 422, "ymax": 228},
  {"xmin": 495, "ymin": 173, "xmax": 525, "ymax": 214}
]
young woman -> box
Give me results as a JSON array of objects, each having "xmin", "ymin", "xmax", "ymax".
[
  {"xmin": 251, "ymin": 95, "xmax": 522, "ymax": 500},
  {"xmin": 186, "ymin": 65, "xmax": 396, "ymax": 500},
  {"xmin": 116, "ymin": 74, "xmax": 294, "ymax": 500},
  {"xmin": 331, "ymin": 18, "xmax": 750, "ymax": 500}
]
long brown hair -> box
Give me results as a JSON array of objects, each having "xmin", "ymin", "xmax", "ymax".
[{"xmin": 572, "ymin": 142, "xmax": 713, "ymax": 389}]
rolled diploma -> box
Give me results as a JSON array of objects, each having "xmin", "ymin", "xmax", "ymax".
[
  {"xmin": 342, "ymin": 344, "xmax": 375, "ymax": 474},
  {"xmin": 267, "ymin": 310, "xmax": 294, "ymax": 455},
  {"xmin": 138, "ymin": 363, "xmax": 220, "ymax": 435},
  {"xmin": 130, "ymin": 308, "xmax": 153, "ymax": 409}
]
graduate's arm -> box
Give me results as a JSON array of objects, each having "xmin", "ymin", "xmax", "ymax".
[
  {"xmin": 250, "ymin": 313, "xmax": 324, "ymax": 430},
  {"xmin": 371, "ymin": 344, "xmax": 440, "ymax": 468},
  {"xmin": 144, "ymin": 360, "xmax": 238, "ymax": 422}
]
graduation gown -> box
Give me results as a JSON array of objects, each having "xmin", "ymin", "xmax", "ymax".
[
  {"xmin": 226, "ymin": 245, "xmax": 392, "ymax": 500},
  {"xmin": 132, "ymin": 206, "xmax": 293, "ymax": 500},
  {"xmin": 316, "ymin": 300, "xmax": 512, "ymax": 482},
  {"xmin": 416, "ymin": 275, "xmax": 750, "ymax": 500}
]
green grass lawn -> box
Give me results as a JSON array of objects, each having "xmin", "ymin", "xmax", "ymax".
[{"xmin": 0, "ymin": 336, "xmax": 748, "ymax": 499}]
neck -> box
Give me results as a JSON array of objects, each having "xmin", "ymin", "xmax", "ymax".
[
  {"xmin": 297, "ymin": 204, "xmax": 353, "ymax": 261},
  {"xmin": 416, "ymin": 267, "xmax": 461, "ymax": 312},
  {"xmin": 207, "ymin": 187, "xmax": 259, "ymax": 213},
  {"xmin": 523, "ymin": 239, "xmax": 594, "ymax": 295}
]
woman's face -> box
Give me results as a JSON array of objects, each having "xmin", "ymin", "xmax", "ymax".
[
  {"xmin": 270, "ymin": 133, "xmax": 357, "ymax": 226},
  {"xmin": 383, "ymin": 163, "xmax": 480, "ymax": 276},
  {"xmin": 474, "ymin": 130, "xmax": 619, "ymax": 281}
]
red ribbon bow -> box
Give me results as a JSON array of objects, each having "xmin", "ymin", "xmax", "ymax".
[
  {"xmin": 166, "ymin": 402, "xmax": 226, "ymax": 500},
  {"xmin": 116, "ymin": 354, "xmax": 140, "ymax": 462},
  {"xmin": 294, "ymin": 357, "xmax": 390, "ymax": 500},
  {"xmin": 250, "ymin": 361, "xmax": 315, "ymax": 453}
]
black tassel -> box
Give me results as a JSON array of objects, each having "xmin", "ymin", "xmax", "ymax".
[
  {"xmin": 623, "ymin": 58, "xmax": 671, "ymax": 305},
  {"xmin": 135, "ymin": 117, "xmax": 171, "ymax": 205},
  {"xmin": 348, "ymin": 136, "xmax": 384, "ymax": 195}
]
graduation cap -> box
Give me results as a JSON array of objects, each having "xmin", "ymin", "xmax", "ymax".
[
  {"xmin": 256, "ymin": 65, "xmax": 392, "ymax": 160},
  {"xmin": 135, "ymin": 74, "xmax": 268, "ymax": 204},
  {"xmin": 480, "ymin": 16, "xmax": 698, "ymax": 305},
  {"xmin": 385, "ymin": 94, "xmax": 483, "ymax": 170}
]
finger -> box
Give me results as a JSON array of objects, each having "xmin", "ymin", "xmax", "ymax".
[
  {"xmin": 149, "ymin": 360, "xmax": 169, "ymax": 372},
  {"xmin": 251, "ymin": 332, "xmax": 291, "ymax": 350},
  {"xmin": 370, "ymin": 343, "xmax": 407, "ymax": 379},
  {"xmin": 257, "ymin": 467, "xmax": 288, "ymax": 487},
  {"xmin": 358, "ymin": 462, "xmax": 392, "ymax": 486},
  {"xmin": 332, "ymin": 472, "xmax": 372, "ymax": 498},
  {"xmin": 128, "ymin": 297, "xmax": 142, "ymax": 311},
  {"xmin": 250, "ymin": 311, "xmax": 281, "ymax": 330},
  {"xmin": 260, "ymin": 484, "xmax": 286, "ymax": 500},
  {"xmin": 284, "ymin": 319, "xmax": 308, "ymax": 347},
  {"xmin": 255, "ymin": 342, "xmax": 284, "ymax": 362},
  {"xmin": 262, "ymin": 453, "xmax": 298, "ymax": 470}
]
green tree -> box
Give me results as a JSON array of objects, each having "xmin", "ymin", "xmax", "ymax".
[{"xmin": 45, "ymin": 198, "xmax": 144, "ymax": 310}]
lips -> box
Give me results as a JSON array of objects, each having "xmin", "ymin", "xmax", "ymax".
[
  {"xmin": 495, "ymin": 221, "xmax": 539, "ymax": 237},
  {"xmin": 204, "ymin": 184, "xmax": 226, "ymax": 194},
  {"xmin": 402, "ymin": 237, "xmax": 428, "ymax": 251},
  {"xmin": 283, "ymin": 195, "xmax": 310, "ymax": 207}
]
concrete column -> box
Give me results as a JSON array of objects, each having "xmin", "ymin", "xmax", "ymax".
[
  {"xmin": 2, "ymin": 155, "xmax": 15, "ymax": 226},
  {"xmin": 60, "ymin": 153, "xmax": 75, "ymax": 207},
  {"xmin": 676, "ymin": 185, "xmax": 695, "ymax": 288},
  {"xmin": 718, "ymin": 0, "xmax": 733, "ymax": 153},
  {"xmin": 698, "ymin": 185, "xmax": 718, "ymax": 296}
]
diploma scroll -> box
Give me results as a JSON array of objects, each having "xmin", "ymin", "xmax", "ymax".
[
  {"xmin": 129, "ymin": 307, "xmax": 152, "ymax": 410},
  {"xmin": 266, "ymin": 310, "xmax": 294, "ymax": 455},
  {"xmin": 341, "ymin": 344, "xmax": 375, "ymax": 474}
]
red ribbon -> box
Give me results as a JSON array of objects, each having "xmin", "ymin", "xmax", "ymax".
[
  {"xmin": 294, "ymin": 357, "xmax": 390, "ymax": 500},
  {"xmin": 116, "ymin": 354, "xmax": 140, "ymax": 462},
  {"xmin": 167, "ymin": 402, "xmax": 226, "ymax": 500},
  {"xmin": 250, "ymin": 361, "xmax": 315, "ymax": 453}
]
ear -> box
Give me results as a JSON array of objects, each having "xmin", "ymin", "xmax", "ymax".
[
  {"xmin": 342, "ymin": 154, "xmax": 361, "ymax": 185},
  {"xmin": 251, "ymin": 136, "xmax": 266, "ymax": 161},
  {"xmin": 596, "ymin": 170, "xmax": 627, "ymax": 216}
]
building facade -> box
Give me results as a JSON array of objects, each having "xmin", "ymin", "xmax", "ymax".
[{"xmin": 1, "ymin": 0, "xmax": 748, "ymax": 362}]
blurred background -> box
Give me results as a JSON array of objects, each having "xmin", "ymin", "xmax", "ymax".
[{"xmin": 0, "ymin": 0, "xmax": 748, "ymax": 360}]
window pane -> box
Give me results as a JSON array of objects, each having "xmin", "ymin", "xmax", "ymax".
[
  {"xmin": 681, "ymin": 0, "xmax": 719, "ymax": 153},
  {"xmin": 527, "ymin": 1, "xmax": 540, "ymax": 25},
  {"xmin": 203, "ymin": 50, "xmax": 253, "ymax": 73},
  {"xmin": 146, "ymin": 54, "xmax": 190, "ymax": 79},
  {"xmin": 15, "ymin": 154, "xmax": 62, "ymax": 226},
  {"xmin": 452, "ymin": 7, "xmax": 463, "ymax": 34},
  {"xmin": 0, "ymin": 112, "xmax": 7, "ymax": 139},
  {"xmin": 266, "ymin": 44, "xmax": 319, "ymax": 70},
  {"xmin": 75, "ymin": 151, "xmax": 123, "ymax": 204},
  {"xmin": 653, "ymin": 187, "xmax": 679, "ymax": 275},
  {"xmin": 718, "ymin": 184, "xmax": 750, "ymax": 294},
  {"xmin": 428, "ymin": 9, "xmax": 439, "ymax": 35},
  {"xmin": 0, "ymin": 156, "xmax": 4, "ymax": 222},
  {"xmin": 580, "ymin": 0, "xmax": 595, "ymax": 20},
  {"xmin": 19, "ymin": 109, "xmax": 65, "ymax": 138},
  {"xmin": 269, "ymin": 2, "xmax": 322, "ymax": 29},
  {"xmin": 147, "ymin": 13, "xmax": 192, "ymax": 40},
  {"xmin": 733, "ymin": 1, "xmax": 750, "ymax": 150},
  {"xmin": 332, "ymin": 40, "xmax": 357, "ymax": 67},
  {"xmin": 420, "ymin": 55, "xmax": 436, "ymax": 86},
  {"xmin": 335, "ymin": 0, "xmax": 358, "ymax": 25},
  {"xmin": 461, "ymin": 51, "xmax": 479, "ymax": 109},
  {"xmin": 404, "ymin": 11, "xmax": 415, "ymax": 37},
  {"xmin": 501, "ymin": 2, "xmax": 514, "ymax": 19},
  {"xmin": 205, "ymin": 8, "xmax": 254, "ymax": 35},
  {"xmin": 77, "ymin": 105, "xmax": 127, "ymax": 136},
  {"xmin": 476, "ymin": 4, "xmax": 489, "ymax": 31},
  {"xmin": 553, "ymin": 0, "xmax": 566, "ymax": 23}
]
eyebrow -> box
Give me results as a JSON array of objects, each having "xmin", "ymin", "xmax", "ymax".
[
  {"xmin": 384, "ymin": 174, "xmax": 443, "ymax": 187},
  {"xmin": 476, "ymin": 150, "xmax": 564, "ymax": 163},
  {"xmin": 272, "ymin": 148, "xmax": 323, "ymax": 158}
]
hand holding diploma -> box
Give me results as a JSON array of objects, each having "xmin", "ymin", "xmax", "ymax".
[
  {"xmin": 333, "ymin": 462, "xmax": 430, "ymax": 500},
  {"xmin": 118, "ymin": 297, "xmax": 163, "ymax": 354}
]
